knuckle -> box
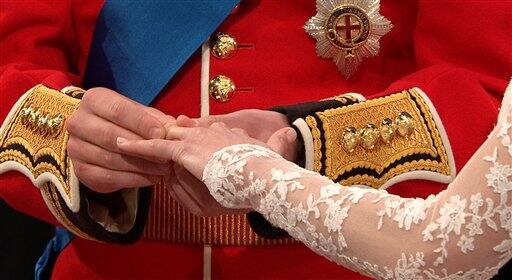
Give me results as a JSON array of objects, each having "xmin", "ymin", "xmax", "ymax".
[
  {"xmin": 72, "ymin": 161, "xmax": 86, "ymax": 179},
  {"xmin": 67, "ymin": 138, "xmax": 79, "ymax": 158},
  {"xmin": 81, "ymin": 87, "xmax": 104, "ymax": 104},
  {"xmin": 102, "ymin": 171, "xmax": 115, "ymax": 187},
  {"xmin": 147, "ymin": 140, "xmax": 156, "ymax": 149},
  {"xmin": 135, "ymin": 113, "xmax": 153, "ymax": 135},
  {"xmin": 65, "ymin": 113, "xmax": 79, "ymax": 133},
  {"xmin": 99, "ymin": 125, "xmax": 115, "ymax": 148},
  {"xmin": 102, "ymin": 151, "xmax": 116, "ymax": 166},
  {"xmin": 108, "ymin": 100, "xmax": 125, "ymax": 118},
  {"xmin": 90, "ymin": 181, "xmax": 116, "ymax": 193},
  {"xmin": 92, "ymin": 173, "xmax": 117, "ymax": 193},
  {"xmin": 80, "ymin": 90, "xmax": 94, "ymax": 104}
]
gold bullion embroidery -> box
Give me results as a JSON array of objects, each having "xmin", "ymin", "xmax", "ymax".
[
  {"xmin": 305, "ymin": 115, "xmax": 323, "ymax": 172},
  {"xmin": 309, "ymin": 89, "xmax": 451, "ymax": 188},
  {"xmin": 0, "ymin": 85, "xmax": 81, "ymax": 208}
]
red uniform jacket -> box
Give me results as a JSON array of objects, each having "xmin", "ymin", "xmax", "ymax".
[{"xmin": 1, "ymin": 0, "xmax": 511, "ymax": 279}]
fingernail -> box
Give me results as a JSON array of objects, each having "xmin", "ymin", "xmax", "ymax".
[
  {"xmin": 117, "ymin": 137, "xmax": 127, "ymax": 145},
  {"xmin": 285, "ymin": 128, "xmax": 297, "ymax": 142},
  {"xmin": 150, "ymin": 127, "xmax": 164, "ymax": 139}
]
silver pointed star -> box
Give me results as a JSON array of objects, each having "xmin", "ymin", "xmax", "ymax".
[{"xmin": 305, "ymin": 0, "xmax": 392, "ymax": 78}]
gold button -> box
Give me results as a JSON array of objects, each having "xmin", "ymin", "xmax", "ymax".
[
  {"xmin": 396, "ymin": 112, "xmax": 414, "ymax": 137},
  {"xmin": 210, "ymin": 32, "xmax": 238, "ymax": 59},
  {"xmin": 380, "ymin": 118, "xmax": 395, "ymax": 144},
  {"xmin": 209, "ymin": 75, "xmax": 236, "ymax": 102},
  {"xmin": 342, "ymin": 127, "xmax": 358, "ymax": 153},
  {"xmin": 359, "ymin": 124, "xmax": 379, "ymax": 150}
]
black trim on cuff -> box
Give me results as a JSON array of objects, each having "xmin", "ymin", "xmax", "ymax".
[
  {"xmin": 271, "ymin": 99, "xmax": 346, "ymax": 124},
  {"xmin": 55, "ymin": 184, "xmax": 152, "ymax": 244}
]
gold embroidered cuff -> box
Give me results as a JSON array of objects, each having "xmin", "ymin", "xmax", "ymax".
[
  {"xmin": 304, "ymin": 88, "xmax": 455, "ymax": 189},
  {"xmin": 0, "ymin": 85, "xmax": 152, "ymax": 243},
  {"xmin": 0, "ymin": 85, "xmax": 82, "ymax": 208}
]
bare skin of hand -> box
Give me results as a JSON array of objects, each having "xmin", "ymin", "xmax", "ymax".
[
  {"xmin": 67, "ymin": 88, "xmax": 294, "ymax": 196},
  {"xmin": 165, "ymin": 113, "xmax": 297, "ymax": 216},
  {"xmin": 147, "ymin": 110, "xmax": 297, "ymax": 216},
  {"xmin": 66, "ymin": 87, "xmax": 173, "ymax": 193},
  {"xmin": 117, "ymin": 115, "xmax": 298, "ymax": 216},
  {"xmin": 67, "ymin": 89, "xmax": 297, "ymax": 216}
]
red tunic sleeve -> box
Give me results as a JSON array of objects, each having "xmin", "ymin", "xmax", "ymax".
[{"xmin": 0, "ymin": 0, "xmax": 102, "ymax": 225}]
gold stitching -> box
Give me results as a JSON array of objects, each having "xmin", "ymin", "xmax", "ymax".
[{"xmin": 311, "ymin": 89, "xmax": 450, "ymax": 188}]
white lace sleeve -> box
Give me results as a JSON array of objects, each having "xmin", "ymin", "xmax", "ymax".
[{"xmin": 202, "ymin": 91, "xmax": 512, "ymax": 279}]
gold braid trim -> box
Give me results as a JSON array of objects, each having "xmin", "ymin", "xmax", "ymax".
[
  {"xmin": 0, "ymin": 85, "xmax": 81, "ymax": 201},
  {"xmin": 0, "ymin": 84, "xmax": 93, "ymax": 237},
  {"xmin": 305, "ymin": 116, "xmax": 323, "ymax": 172},
  {"xmin": 40, "ymin": 183, "xmax": 95, "ymax": 240},
  {"xmin": 306, "ymin": 89, "xmax": 452, "ymax": 188}
]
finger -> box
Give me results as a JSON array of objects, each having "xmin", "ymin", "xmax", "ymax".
[
  {"xmin": 116, "ymin": 138, "xmax": 183, "ymax": 163},
  {"xmin": 67, "ymin": 137, "xmax": 170, "ymax": 175},
  {"xmin": 71, "ymin": 159, "xmax": 158, "ymax": 193},
  {"xmin": 82, "ymin": 88, "xmax": 165, "ymax": 139},
  {"xmin": 174, "ymin": 164, "xmax": 212, "ymax": 209},
  {"xmin": 163, "ymin": 164, "xmax": 181, "ymax": 203},
  {"xmin": 109, "ymin": 95, "xmax": 176, "ymax": 129},
  {"xmin": 176, "ymin": 115, "xmax": 198, "ymax": 127},
  {"xmin": 169, "ymin": 181, "xmax": 204, "ymax": 216},
  {"xmin": 165, "ymin": 125, "xmax": 194, "ymax": 140},
  {"xmin": 144, "ymin": 107, "xmax": 176, "ymax": 125},
  {"xmin": 266, "ymin": 127, "xmax": 297, "ymax": 161},
  {"xmin": 142, "ymin": 107, "xmax": 177, "ymax": 131},
  {"xmin": 66, "ymin": 112, "xmax": 144, "ymax": 152}
]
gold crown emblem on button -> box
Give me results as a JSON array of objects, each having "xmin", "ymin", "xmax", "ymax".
[
  {"xmin": 210, "ymin": 32, "xmax": 238, "ymax": 59},
  {"xmin": 209, "ymin": 75, "xmax": 236, "ymax": 102}
]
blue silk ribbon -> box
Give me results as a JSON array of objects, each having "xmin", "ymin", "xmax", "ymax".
[{"xmin": 83, "ymin": 0, "xmax": 240, "ymax": 106}]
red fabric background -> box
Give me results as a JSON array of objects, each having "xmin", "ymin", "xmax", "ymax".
[{"xmin": 1, "ymin": 0, "xmax": 511, "ymax": 279}]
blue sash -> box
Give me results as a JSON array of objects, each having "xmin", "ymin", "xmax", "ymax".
[
  {"xmin": 36, "ymin": 1, "xmax": 239, "ymax": 278},
  {"xmin": 83, "ymin": 0, "xmax": 240, "ymax": 106}
]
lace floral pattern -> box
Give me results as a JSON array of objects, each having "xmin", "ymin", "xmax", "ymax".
[{"xmin": 202, "ymin": 90, "xmax": 512, "ymax": 279}]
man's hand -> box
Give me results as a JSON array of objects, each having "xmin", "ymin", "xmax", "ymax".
[
  {"xmin": 195, "ymin": 109, "xmax": 298, "ymax": 162},
  {"xmin": 66, "ymin": 87, "xmax": 172, "ymax": 193}
]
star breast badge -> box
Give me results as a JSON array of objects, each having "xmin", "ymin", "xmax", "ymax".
[{"xmin": 305, "ymin": 0, "xmax": 393, "ymax": 78}]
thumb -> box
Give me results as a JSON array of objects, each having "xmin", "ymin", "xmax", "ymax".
[{"xmin": 266, "ymin": 127, "xmax": 297, "ymax": 161}]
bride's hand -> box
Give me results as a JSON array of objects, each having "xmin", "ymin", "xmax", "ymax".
[{"xmin": 116, "ymin": 115, "xmax": 297, "ymax": 180}]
